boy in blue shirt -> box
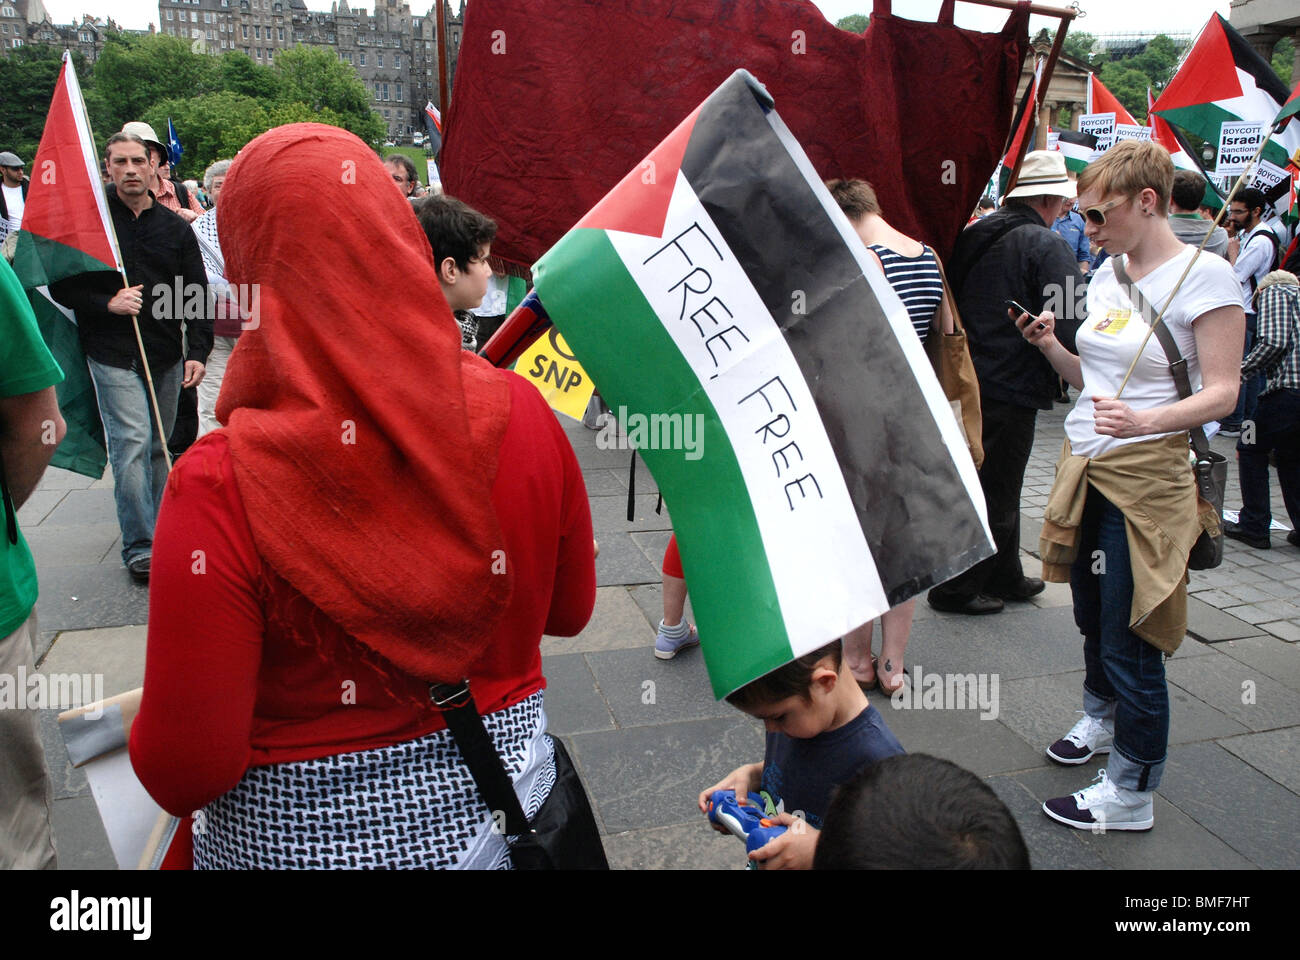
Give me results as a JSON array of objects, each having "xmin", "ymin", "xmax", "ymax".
[{"xmin": 698, "ymin": 639, "xmax": 904, "ymax": 869}]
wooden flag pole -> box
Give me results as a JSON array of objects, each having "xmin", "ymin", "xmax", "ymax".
[{"xmin": 1001, "ymin": 2, "xmax": 1077, "ymax": 195}]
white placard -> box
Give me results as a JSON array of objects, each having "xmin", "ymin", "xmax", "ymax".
[
  {"xmin": 1216, "ymin": 121, "xmax": 1266, "ymax": 177},
  {"xmin": 1079, "ymin": 112, "xmax": 1116, "ymax": 157},
  {"xmin": 1114, "ymin": 124, "xmax": 1153, "ymax": 142}
]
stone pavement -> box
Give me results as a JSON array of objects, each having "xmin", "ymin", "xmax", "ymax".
[{"xmin": 23, "ymin": 403, "xmax": 1300, "ymax": 869}]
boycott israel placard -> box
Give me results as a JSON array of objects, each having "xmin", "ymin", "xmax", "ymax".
[
  {"xmin": 1114, "ymin": 124, "xmax": 1153, "ymax": 142},
  {"xmin": 1217, "ymin": 120, "xmax": 1266, "ymax": 177},
  {"xmin": 532, "ymin": 70, "xmax": 993, "ymax": 697},
  {"xmin": 1078, "ymin": 112, "xmax": 1116, "ymax": 157},
  {"xmin": 1251, "ymin": 158, "xmax": 1289, "ymax": 199}
]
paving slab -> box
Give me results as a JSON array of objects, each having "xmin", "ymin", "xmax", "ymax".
[
  {"xmin": 1216, "ymin": 727, "xmax": 1300, "ymax": 795},
  {"xmin": 603, "ymin": 820, "xmax": 745, "ymax": 870},
  {"xmin": 584, "ymin": 644, "xmax": 730, "ymax": 728},
  {"xmin": 985, "ymin": 775, "xmax": 1110, "ymax": 870},
  {"xmin": 1158, "ymin": 741, "xmax": 1300, "ymax": 870},
  {"xmin": 1214, "ymin": 635, "xmax": 1300, "ymax": 693},
  {"xmin": 588, "ymin": 493, "xmax": 673, "ymax": 534},
  {"xmin": 594, "ymin": 531, "xmax": 662, "ymax": 587},
  {"xmin": 40, "ymin": 488, "xmax": 118, "ymax": 527},
  {"xmin": 34, "ymin": 565, "xmax": 147, "ymax": 634},
  {"xmin": 579, "ymin": 468, "xmax": 629, "ymax": 498},
  {"xmin": 25, "ymin": 523, "xmax": 122, "ymax": 567},
  {"xmin": 541, "ymin": 586, "xmax": 654, "ymax": 657},
  {"xmin": 867, "ymin": 688, "xmax": 1045, "ymax": 777},
  {"xmin": 1010, "ymin": 765, "xmax": 1256, "ymax": 870},
  {"xmin": 1185, "ymin": 596, "xmax": 1266, "ymax": 642},
  {"xmin": 902, "ymin": 605, "xmax": 1084, "ymax": 683},
  {"xmin": 49, "ymin": 794, "xmax": 116, "ymax": 870},
  {"xmin": 627, "ymin": 582, "xmax": 696, "ymax": 636},
  {"xmin": 16, "ymin": 489, "xmax": 66, "ymax": 527},
  {"xmin": 629, "ymin": 530, "xmax": 671, "ymax": 571},
  {"xmin": 1260, "ymin": 620, "xmax": 1300, "ymax": 643},
  {"xmin": 567, "ymin": 715, "xmax": 763, "ymax": 834},
  {"xmin": 37, "ymin": 624, "xmax": 147, "ymax": 697},
  {"xmin": 1165, "ymin": 653, "xmax": 1300, "ymax": 732},
  {"xmin": 37, "ymin": 707, "xmax": 90, "ymax": 801},
  {"xmin": 33, "ymin": 467, "xmax": 97, "ymax": 491},
  {"xmin": 541, "ymin": 653, "xmax": 615, "ymax": 736}
]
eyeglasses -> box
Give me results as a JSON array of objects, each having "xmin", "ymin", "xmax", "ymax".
[{"xmin": 1082, "ymin": 194, "xmax": 1135, "ymax": 227}]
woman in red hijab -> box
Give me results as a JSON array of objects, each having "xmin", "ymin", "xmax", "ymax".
[{"xmin": 129, "ymin": 124, "xmax": 597, "ymax": 868}]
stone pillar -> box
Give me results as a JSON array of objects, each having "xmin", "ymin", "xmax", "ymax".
[
  {"xmin": 1037, "ymin": 100, "xmax": 1055, "ymax": 150},
  {"xmin": 1245, "ymin": 30, "xmax": 1283, "ymax": 64}
]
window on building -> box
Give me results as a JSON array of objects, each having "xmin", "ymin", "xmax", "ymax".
[
  {"xmin": 277, "ymin": 26, "xmax": 284, "ymax": 40},
  {"xmin": 374, "ymin": 82, "xmax": 380, "ymax": 98},
  {"xmin": 256, "ymin": 47, "xmax": 262, "ymax": 57},
  {"xmin": 166, "ymin": 9, "xmax": 173, "ymax": 19},
  {"xmin": 359, "ymin": 52, "xmax": 365, "ymax": 65},
  {"xmin": 377, "ymin": 54, "xmax": 383, "ymax": 66},
  {"xmin": 382, "ymin": 83, "xmax": 389, "ymax": 100},
  {"xmin": 208, "ymin": 30, "xmax": 214, "ymax": 39},
  {"xmin": 1, "ymin": 6, "xmax": 14, "ymax": 16},
  {"xmin": 241, "ymin": 24, "xmax": 247, "ymax": 37},
  {"xmin": 396, "ymin": 83, "xmax": 402, "ymax": 101},
  {"xmin": 204, "ymin": 12, "xmax": 211, "ymax": 23},
  {"xmin": 394, "ymin": 54, "xmax": 400, "ymax": 67},
  {"xmin": 254, "ymin": 25, "xmax": 260, "ymax": 38},
  {"xmin": 12, "ymin": 38, "xmax": 22, "ymax": 47},
  {"xmin": 383, "ymin": 110, "xmax": 390, "ymax": 119},
  {"xmin": 266, "ymin": 48, "xmax": 272, "ymax": 60}
]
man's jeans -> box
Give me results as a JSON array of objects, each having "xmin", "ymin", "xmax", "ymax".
[
  {"xmin": 1236, "ymin": 387, "xmax": 1300, "ymax": 539},
  {"xmin": 87, "ymin": 357, "xmax": 181, "ymax": 565},
  {"xmin": 1070, "ymin": 486, "xmax": 1169, "ymax": 792},
  {"xmin": 1223, "ymin": 313, "xmax": 1262, "ymax": 429}
]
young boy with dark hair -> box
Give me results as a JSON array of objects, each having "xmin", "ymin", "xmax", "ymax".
[
  {"xmin": 814, "ymin": 754, "xmax": 1030, "ymax": 870},
  {"xmin": 414, "ymin": 194, "xmax": 497, "ymax": 350},
  {"xmin": 698, "ymin": 639, "xmax": 904, "ymax": 869}
]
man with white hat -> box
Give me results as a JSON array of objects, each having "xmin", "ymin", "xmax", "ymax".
[
  {"xmin": 120, "ymin": 122, "xmax": 203, "ymax": 223},
  {"xmin": 928, "ymin": 150, "xmax": 1085, "ymax": 616},
  {"xmin": 0, "ymin": 151, "xmax": 29, "ymax": 255}
]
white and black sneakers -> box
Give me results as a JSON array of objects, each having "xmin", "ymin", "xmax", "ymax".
[
  {"xmin": 1043, "ymin": 769, "xmax": 1154, "ymax": 832},
  {"xmin": 1046, "ymin": 712, "xmax": 1113, "ymax": 765}
]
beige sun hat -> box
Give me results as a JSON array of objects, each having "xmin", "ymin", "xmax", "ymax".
[
  {"xmin": 120, "ymin": 121, "xmax": 168, "ymax": 161},
  {"xmin": 1253, "ymin": 269, "xmax": 1299, "ymax": 305},
  {"xmin": 1005, "ymin": 150, "xmax": 1077, "ymax": 200}
]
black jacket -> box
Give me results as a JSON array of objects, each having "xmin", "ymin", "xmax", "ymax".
[
  {"xmin": 50, "ymin": 186, "xmax": 211, "ymax": 374},
  {"xmin": 948, "ymin": 204, "xmax": 1084, "ymax": 410}
]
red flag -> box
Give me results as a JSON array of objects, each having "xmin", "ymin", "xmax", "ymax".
[{"xmin": 1087, "ymin": 73, "xmax": 1138, "ymax": 126}]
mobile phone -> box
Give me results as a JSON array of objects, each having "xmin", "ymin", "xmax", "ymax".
[{"xmin": 1006, "ymin": 299, "xmax": 1047, "ymax": 331}]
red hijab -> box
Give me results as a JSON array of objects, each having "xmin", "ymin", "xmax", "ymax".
[{"xmin": 215, "ymin": 123, "xmax": 513, "ymax": 683}]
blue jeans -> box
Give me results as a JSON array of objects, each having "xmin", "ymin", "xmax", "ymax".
[
  {"xmin": 1070, "ymin": 485, "xmax": 1169, "ymax": 792},
  {"xmin": 87, "ymin": 357, "xmax": 181, "ymax": 565},
  {"xmin": 1236, "ymin": 388, "xmax": 1300, "ymax": 538},
  {"xmin": 1222, "ymin": 313, "xmax": 1262, "ymax": 430}
]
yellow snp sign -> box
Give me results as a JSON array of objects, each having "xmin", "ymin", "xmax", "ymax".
[{"xmin": 515, "ymin": 326, "xmax": 596, "ymax": 420}]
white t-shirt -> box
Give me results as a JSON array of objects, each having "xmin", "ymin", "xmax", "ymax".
[
  {"xmin": 1065, "ymin": 246, "xmax": 1240, "ymax": 458},
  {"xmin": 2, "ymin": 183, "xmax": 23, "ymax": 232}
]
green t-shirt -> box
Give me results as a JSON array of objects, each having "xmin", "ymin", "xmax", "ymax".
[{"xmin": 1, "ymin": 257, "xmax": 64, "ymax": 637}]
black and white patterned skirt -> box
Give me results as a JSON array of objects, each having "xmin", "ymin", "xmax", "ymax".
[{"xmin": 192, "ymin": 691, "xmax": 555, "ymax": 869}]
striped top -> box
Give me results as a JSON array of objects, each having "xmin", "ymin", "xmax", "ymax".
[{"xmin": 869, "ymin": 242, "xmax": 944, "ymax": 343}]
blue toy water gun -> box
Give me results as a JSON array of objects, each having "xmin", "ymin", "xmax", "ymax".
[{"xmin": 706, "ymin": 789, "xmax": 787, "ymax": 865}]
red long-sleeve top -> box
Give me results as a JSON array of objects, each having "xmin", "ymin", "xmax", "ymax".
[{"xmin": 130, "ymin": 375, "xmax": 596, "ymax": 818}]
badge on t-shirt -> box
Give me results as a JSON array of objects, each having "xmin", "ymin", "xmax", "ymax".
[{"xmin": 1093, "ymin": 308, "xmax": 1132, "ymax": 335}]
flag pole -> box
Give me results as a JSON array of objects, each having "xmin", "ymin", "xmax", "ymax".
[
  {"xmin": 66, "ymin": 51, "xmax": 175, "ymax": 472},
  {"xmin": 998, "ymin": 1, "xmax": 1077, "ymax": 194},
  {"xmin": 1114, "ymin": 124, "xmax": 1281, "ymax": 399}
]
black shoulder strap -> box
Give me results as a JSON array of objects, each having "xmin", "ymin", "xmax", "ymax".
[
  {"xmin": 1245, "ymin": 228, "xmax": 1281, "ymax": 284},
  {"xmin": 0, "ymin": 448, "xmax": 18, "ymax": 545},
  {"xmin": 1112, "ymin": 255, "xmax": 1210, "ymax": 462},
  {"xmin": 947, "ymin": 216, "xmax": 1028, "ymax": 297},
  {"xmin": 428, "ymin": 681, "xmax": 533, "ymax": 837},
  {"xmin": 174, "ymin": 179, "xmax": 191, "ymax": 211}
]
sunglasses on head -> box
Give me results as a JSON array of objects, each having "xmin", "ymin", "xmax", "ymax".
[{"xmin": 1083, "ymin": 194, "xmax": 1135, "ymax": 227}]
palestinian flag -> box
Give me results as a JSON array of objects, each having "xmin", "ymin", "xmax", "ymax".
[
  {"xmin": 11, "ymin": 52, "xmax": 119, "ymax": 478},
  {"xmin": 423, "ymin": 101, "xmax": 443, "ymax": 155},
  {"xmin": 1056, "ymin": 129, "xmax": 1097, "ymax": 174},
  {"xmin": 1087, "ymin": 73, "xmax": 1138, "ymax": 125},
  {"xmin": 1278, "ymin": 85, "xmax": 1300, "ymax": 128},
  {"xmin": 999, "ymin": 58, "xmax": 1042, "ymax": 197},
  {"xmin": 1152, "ymin": 14, "xmax": 1300, "ymax": 207},
  {"xmin": 534, "ymin": 70, "xmax": 993, "ymax": 697}
]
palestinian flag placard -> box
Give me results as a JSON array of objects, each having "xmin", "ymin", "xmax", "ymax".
[
  {"xmin": 12, "ymin": 51, "xmax": 118, "ymax": 478},
  {"xmin": 534, "ymin": 70, "xmax": 992, "ymax": 697},
  {"xmin": 1056, "ymin": 129, "xmax": 1098, "ymax": 174},
  {"xmin": 1152, "ymin": 14, "xmax": 1300, "ymax": 206}
]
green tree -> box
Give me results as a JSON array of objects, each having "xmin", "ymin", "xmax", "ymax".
[
  {"xmin": 93, "ymin": 34, "xmax": 219, "ymax": 134},
  {"xmin": 1098, "ymin": 63, "xmax": 1155, "ymax": 120},
  {"xmin": 1127, "ymin": 34, "xmax": 1179, "ymax": 91},
  {"xmin": 272, "ymin": 47, "xmax": 384, "ymax": 144},
  {"xmin": 1061, "ymin": 30, "xmax": 1099, "ymax": 67},
  {"xmin": 0, "ymin": 45, "xmax": 93, "ymax": 162},
  {"xmin": 144, "ymin": 91, "xmax": 269, "ymax": 178},
  {"xmin": 217, "ymin": 51, "xmax": 282, "ymax": 101},
  {"xmin": 1273, "ymin": 37, "xmax": 1294, "ymax": 87},
  {"xmin": 836, "ymin": 13, "xmax": 870, "ymax": 34}
]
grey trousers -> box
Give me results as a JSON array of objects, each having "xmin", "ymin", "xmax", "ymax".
[{"xmin": 0, "ymin": 611, "xmax": 58, "ymax": 869}]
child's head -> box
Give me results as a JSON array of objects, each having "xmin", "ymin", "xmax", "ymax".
[
  {"xmin": 415, "ymin": 194, "xmax": 497, "ymax": 312},
  {"xmin": 814, "ymin": 753, "xmax": 1030, "ymax": 869},
  {"xmin": 725, "ymin": 640, "xmax": 846, "ymax": 739}
]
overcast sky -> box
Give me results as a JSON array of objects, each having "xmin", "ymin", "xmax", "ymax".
[{"xmin": 37, "ymin": 0, "xmax": 1231, "ymax": 40}]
